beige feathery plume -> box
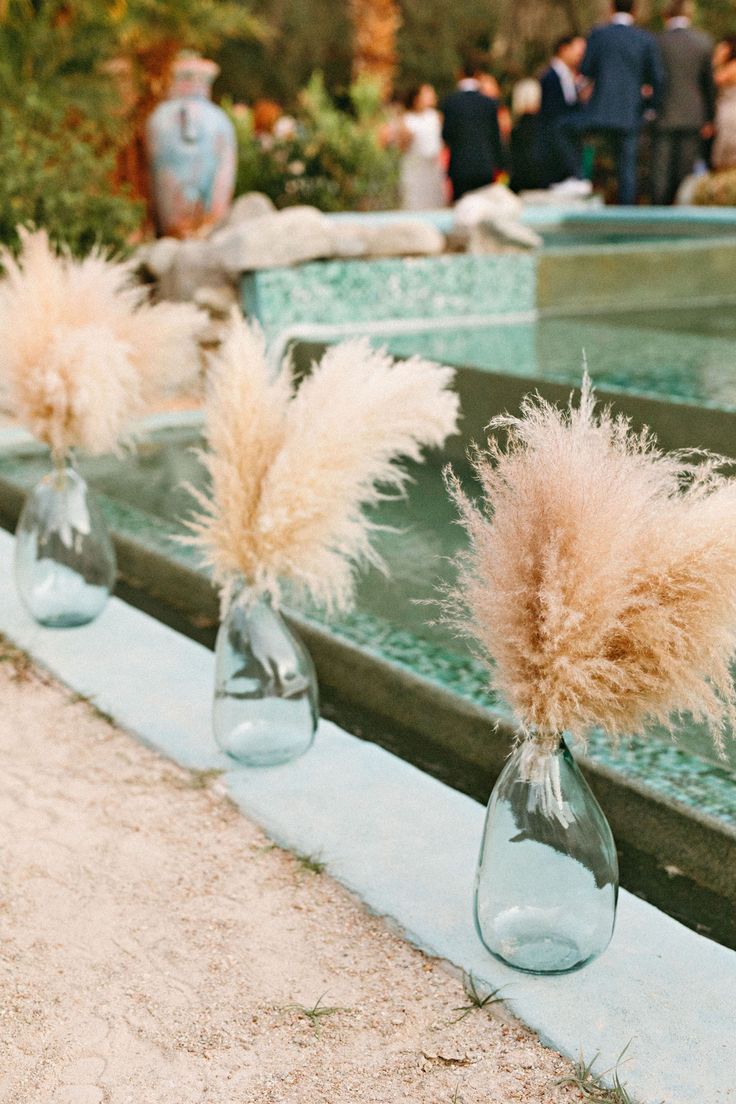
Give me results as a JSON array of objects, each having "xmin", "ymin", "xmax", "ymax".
[
  {"xmin": 445, "ymin": 373, "xmax": 736, "ymax": 754},
  {"xmin": 186, "ymin": 315, "xmax": 460, "ymax": 612},
  {"xmin": 0, "ymin": 228, "xmax": 204, "ymax": 457}
]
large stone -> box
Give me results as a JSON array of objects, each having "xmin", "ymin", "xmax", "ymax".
[
  {"xmin": 155, "ymin": 239, "xmax": 228, "ymax": 301},
  {"xmin": 210, "ymin": 206, "xmax": 335, "ymax": 274},
  {"xmin": 221, "ymin": 191, "xmax": 276, "ymax": 225},
  {"xmin": 331, "ymin": 219, "xmax": 445, "ymax": 258},
  {"xmin": 193, "ymin": 284, "xmax": 239, "ymax": 318},
  {"xmin": 453, "ymin": 183, "xmax": 540, "ymax": 252},
  {"xmin": 137, "ymin": 236, "xmax": 181, "ymax": 280},
  {"xmin": 453, "ymin": 183, "xmax": 524, "ymax": 226},
  {"xmin": 468, "ymin": 216, "xmax": 543, "ymax": 252}
]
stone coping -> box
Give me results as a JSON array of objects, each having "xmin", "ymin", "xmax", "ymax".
[{"xmin": 0, "ymin": 526, "xmax": 732, "ymax": 1104}]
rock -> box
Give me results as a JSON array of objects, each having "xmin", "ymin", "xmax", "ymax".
[
  {"xmin": 331, "ymin": 219, "xmax": 445, "ymax": 258},
  {"xmin": 363, "ymin": 221, "xmax": 445, "ymax": 257},
  {"xmin": 453, "ymin": 183, "xmax": 540, "ymax": 252},
  {"xmin": 210, "ymin": 206, "xmax": 335, "ymax": 274},
  {"xmin": 330, "ymin": 227, "xmax": 370, "ymax": 259},
  {"xmin": 193, "ymin": 284, "xmax": 238, "ymax": 318},
  {"xmin": 221, "ymin": 191, "xmax": 276, "ymax": 225},
  {"xmin": 137, "ymin": 236, "xmax": 181, "ymax": 280},
  {"xmin": 156, "ymin": 239, "xmax": 228, "ymax": 301},
  {"xmin": 453, "ymin": 183, "xmax": 523, "ymax": 227},
  {"xmin": 467, "ymin": 216, "xmax": 542, "ymax": 253}
]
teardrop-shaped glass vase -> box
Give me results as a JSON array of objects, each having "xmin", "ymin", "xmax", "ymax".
[
  {"xmin": 213, "ymin": 592, "xmax": 319, "ymax": 766},
  {"xmin": 474, "ymin": 736, "xmax": 618, "ymax": 975},
  {"xmin": 14, "ymin": 456, "xmax": 116, "ymax": 628}
]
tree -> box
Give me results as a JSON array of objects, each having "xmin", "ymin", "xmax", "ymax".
[{"xmin": 348, "ymin": 0, "xmax": 402, "ymax": 99}]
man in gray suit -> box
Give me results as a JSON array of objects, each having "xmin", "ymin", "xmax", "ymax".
[{"xmin": 652, "ymin": 0, "xmax": 715, "ymax": 204}]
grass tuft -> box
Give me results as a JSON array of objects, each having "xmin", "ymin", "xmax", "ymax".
[
  {"xmin": 294, "ymin": 852, "xmax": 326, "ymax": 875},
  {"xmin": 555, "ymin": 1044, "xmax": 635, "ymax": 1103},
  {"xmin": 451, "ymin": 972, "xmax": 507, "ymax": 1022},
  {"xmin": 287, "ymin": 993, "xmax": 345, "ymax": 1036}
]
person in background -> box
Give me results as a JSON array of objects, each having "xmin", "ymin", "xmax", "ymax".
[
  {"xmin": 652, "ymin": 0, "xmax": 715, "ymax": 204},
  {"xmin": 509, "ymin": 79, "xmax": 544, "ymax": 192},
  {"xmin": 579, "ymin": 0, "xmax": 664, "ymax": 204},
  {"xmin": 440, "ymin": 61, "xmax": 505, "ymax": 201},
  {"xmin": 712, "ymin": 36, "xmax": 736, "ymax": 170},
  {"xmin": 397, "ymin": 84, "xmax": 445, "ymax": 210},
  {"xmin": 537, "ymin": 34, "xmax": 588, "ymax": 187},
  {"xmin": 479, "ymin": 71, "xmax": 513, "ymax": 150}
]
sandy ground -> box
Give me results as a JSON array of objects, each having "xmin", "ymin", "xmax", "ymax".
[{"xmin": 0, "ymin": 644, "xmax": 583, "ymax": 1104}]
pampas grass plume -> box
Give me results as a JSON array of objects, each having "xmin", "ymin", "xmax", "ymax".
[
  {"xmin": 0, "ymin": 228, "xmax": 204, "ymax": 457},
  {"xmin": 445, "ymin": 374, "xmax": 736, "ymax": 753},
  {"xmin": 186, "ymin": 315, "xmax": 460, "ymax": 612}
]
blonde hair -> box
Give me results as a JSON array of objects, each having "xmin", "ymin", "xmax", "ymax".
[{"xmin": 512, "ymin": 78, "xmax": 541, "ymax": 117}]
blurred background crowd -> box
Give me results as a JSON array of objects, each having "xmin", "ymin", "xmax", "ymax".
[{"xmin": 4, "ymin": 0, "xmax": 736, "ymax": 257}]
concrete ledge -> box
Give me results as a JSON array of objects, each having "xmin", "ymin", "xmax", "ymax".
[{"xmin": 0, "ymin": 528, "xmax": 733, "ymax": 1104}]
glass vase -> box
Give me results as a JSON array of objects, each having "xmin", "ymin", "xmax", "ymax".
[
  {"xmin": 14, "ymin": 455, "xmax": 116, "ymax": 628},
  {"xmin": 213, "ymin": 591, "xmax": 319, "ymax": 767},
  {"xmin": 474, "ymin": 735, "xmax": 618, "ymax": 975}
]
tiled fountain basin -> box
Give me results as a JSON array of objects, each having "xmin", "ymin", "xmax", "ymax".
[
  {"xmin": 1, "ymin": 348, "xmax": 735, "ymax": 951},
  {"xmin": 243, "ymin": 209, "xmax": 736, "ymax": 353}
]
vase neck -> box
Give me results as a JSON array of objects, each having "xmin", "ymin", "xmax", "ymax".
[
  {"xmin": 525, "ymin": 731, "xmax": 566, "ymax": 757},
  {"xmin": 51, "ymin": 449, "xmax": 75, "ymax": 474}
]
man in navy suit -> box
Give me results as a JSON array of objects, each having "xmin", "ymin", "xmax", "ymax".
[
  {"xmin": 441, "ymin": 63, "xmax": 505, "ymax": 201},
  {"xmin": 537, "ymin": 34, "xmax": 587, "ymax": 186},
  {"xmin": 580, "ymin": 0, "xmax": 664, "ymax": 204},
  {"xmin": 652, "ymin": 0, "xmax": 715, "ymax": 204}
]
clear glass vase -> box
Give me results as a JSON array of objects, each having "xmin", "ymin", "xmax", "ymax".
[
  {"xmin": 474, "ymin": 735, "xmax": 618, "ymax": 975},
  {"xmin": 14, "ymin": 455, "xmax": 116, "ymax": 628},
  {"xmin": 213, "ymin": 591, "xmax": 319, "ymax": 767}
]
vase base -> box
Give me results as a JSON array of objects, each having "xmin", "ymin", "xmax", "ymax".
[
  {"xmin": 217, "ymin": 720, "xmax": 315, "ymax": 768},
  {"xmin": 33, "ymin": 609, "xmax": 106, "ymax": 629},
  {"xmin": 485, "ymin": 934, "xmax": 592, "ymax": 975},
  {"xmin": 477, "ymin": 903, "xmax": 611, "ymax": 974}
]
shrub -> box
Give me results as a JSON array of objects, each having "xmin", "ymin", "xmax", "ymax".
[
  {"xmin": 229, "ymin": 73, "xmax": 399, "ymax": 212},
  {"xmin": 0, "ymin": 100, "xmax": 143, "ymax": 258}
]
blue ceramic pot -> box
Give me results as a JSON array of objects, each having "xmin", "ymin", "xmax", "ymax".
[{"xmin": 146, "ymin": 53, "xmax": 236, "ymax": 237}]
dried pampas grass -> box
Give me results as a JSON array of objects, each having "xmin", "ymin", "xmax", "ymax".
[
  {"xmin": 186, "ymin": 315, "xmax": 460, "ymax": 612},
  {"xmin": 0, "ymin": 228, "xmax": 204, "ymax": 457},
  {"xmin": 445, "ymin": 374, "xmax": 736, "ymax": 754}
]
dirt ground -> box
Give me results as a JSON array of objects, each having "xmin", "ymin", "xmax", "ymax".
[{"xmin": 0, "ymin": 645, "xmax": 583, "ymax": 1104}]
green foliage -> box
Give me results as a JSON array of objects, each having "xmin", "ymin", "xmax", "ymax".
[
  {"xmin": 215, "ymin": 0, "xmax": 352, "ymax": 107},
  {"xmin": 0, "ymin": 100, "xmax": 143, "ymax": 257},
  {"xmin": 119, "ymin": 0, "xmax": 263, "ymax": 53},
  {"xmin": 0, "ymin": 0, "xmax": 259, "ymax": 256},
  {"xmin": 229, "ymin": 73, "xmax": 399, "ymax": 212}
]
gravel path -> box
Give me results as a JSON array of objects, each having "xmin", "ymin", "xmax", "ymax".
[{"xmin": 0, "ymin": 643, "xmax": 581, "ymax": 1103}]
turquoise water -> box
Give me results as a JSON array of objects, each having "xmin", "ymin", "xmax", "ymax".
[{"xmin": 383, "ymin": 304, "xmax": 736, "ymax": 410}]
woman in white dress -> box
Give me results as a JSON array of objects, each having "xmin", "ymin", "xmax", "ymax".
[
  {"xmin": 397, "ymin": 84, "xmax": 446, "ymax": 210},
  {"xmin": 712, "ymin": 37, "xmax": 736, "ymax": 170}
]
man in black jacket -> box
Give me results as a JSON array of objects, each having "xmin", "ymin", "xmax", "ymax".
[
  {"xmin": 441, "ymin": 63, "xmax": 505, "ymax": 201},
  {"xmin": 537, "ymin": 34, "xmax": 587, "ymax": 186},
  {"xmin": 652, "ymin": 0, "xmax": 715, "ymax": 204}
]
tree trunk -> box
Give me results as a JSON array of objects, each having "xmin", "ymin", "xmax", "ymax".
[{"xmin": 348, "ymin": 0, "xmax": 401, "ymax": 100}]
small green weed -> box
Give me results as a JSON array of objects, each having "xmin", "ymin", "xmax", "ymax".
[
  {"xmin": 555, "ymin": 1044, "xmax": 634, "ymax": 1103},
  {"xmin": 294, "ymin": 852, "xmax": 326, "ymax": 875},
  {"xmin": 287, "ymin": 993, "xmax": 345, "ymax": 1036},
  {"xmin": 451, "ymin": 973, "xmax": 506, "ymax": 1022}
]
